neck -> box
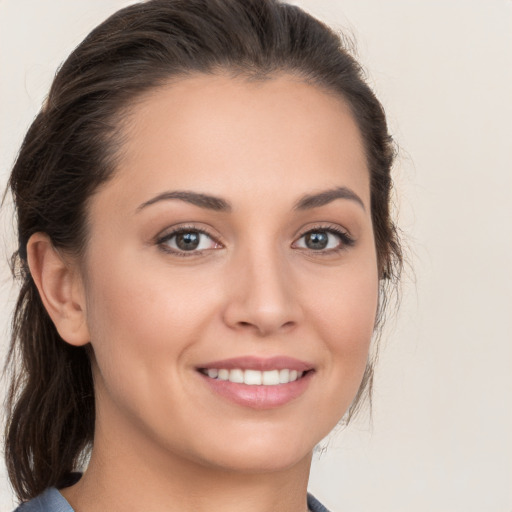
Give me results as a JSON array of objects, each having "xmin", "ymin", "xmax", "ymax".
[
  {"xmin": 63, "ymin": 452, "xmax": 312, "ymax": 512},
  {"xmin": 61, "ymin": 415, "xmax": 312, "ymax": 512}
]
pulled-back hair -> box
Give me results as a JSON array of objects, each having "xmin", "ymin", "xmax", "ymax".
[{"xmin": 4, "ymin": 0, "xmax": 402, "ymax": 501}]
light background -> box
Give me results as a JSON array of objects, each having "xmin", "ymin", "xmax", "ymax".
[{"xmin": 0, "ymin": 1, "xmax": 511, "ymax": 511}]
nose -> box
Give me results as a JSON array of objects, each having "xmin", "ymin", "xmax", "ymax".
[{"xmin": 222, "ymin": 246, "xmax": 301, "ymax": 337}]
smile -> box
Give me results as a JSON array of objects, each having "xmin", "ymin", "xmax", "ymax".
[
  {"xmin": 196, "ymin": 356, "xmax": 314, "ymax": 409},
  {"xmin": 200, "ymin": 368, "xmax": 305, "ymax": 385}
]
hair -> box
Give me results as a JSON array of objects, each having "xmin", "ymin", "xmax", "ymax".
[{"xmin": 4, "ymin": 0, "xmax": 402, "ymax": 502}]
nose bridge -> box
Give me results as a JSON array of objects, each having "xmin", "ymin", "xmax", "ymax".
[{"xmin": 222, "ymin": 234, "xmax": 299, "ymax": 335}]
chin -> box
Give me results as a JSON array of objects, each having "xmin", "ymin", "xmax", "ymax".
[
  {"xmin": 203, "ymin": 443, "xmax": 313, "ymax": 475},
  {"xmin": 182, "ymin": 420, "xmax": 327, "ymax": 475}
]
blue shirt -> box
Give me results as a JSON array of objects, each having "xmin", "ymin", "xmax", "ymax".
[{"xmin": 13, "ymin": 487, "xmax": 331, "ymax": 512}]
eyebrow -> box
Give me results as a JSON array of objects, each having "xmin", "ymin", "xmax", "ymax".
[
  {"xmin": 294, "ymin": 186, "xmax": 366, "ymax": 211},
  {"xmin": 136, "ymin": 186, "xmax": 365, "ymax": 214},
  {"xmin": 136, "ymin": 190, "xmax": 231, "ymax": 212}
]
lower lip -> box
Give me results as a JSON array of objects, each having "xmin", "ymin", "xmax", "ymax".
[{"xmin": 198, "ymin": 371, "xmax": 313, "ymax": 410}]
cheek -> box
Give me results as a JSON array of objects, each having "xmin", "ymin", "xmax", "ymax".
[
  {"xmin": 308, "ymin": 258, "xmax": 379, "ymax": 373},
  {"xmin": 81, "ymin": 255, "xmax": 217, "ymax": 427},
  {"xmin": 82, "ymin": 250, "xmax": 223, "ymax": 371}
]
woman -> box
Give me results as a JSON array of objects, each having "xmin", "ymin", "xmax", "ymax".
[{"xmin": 4, "ymin": 0, "xmax": 402, "ymax": 511}]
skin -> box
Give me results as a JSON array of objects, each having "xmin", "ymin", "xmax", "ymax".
[{"xmin": 28, "ymin": 73, "xmax": 379, "ymax": 512}]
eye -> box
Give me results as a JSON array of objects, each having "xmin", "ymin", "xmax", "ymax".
[
  {"xmin": 293, "ymin": 227, "xmax": 354, "ymax": 252},
  {"xmin": 157, "ymin": 227, "xmax": 221, "ymax": 254}
]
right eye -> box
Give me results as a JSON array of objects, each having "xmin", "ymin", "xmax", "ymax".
[{"xmin": 157, "ymin": 228, "xmax": 222, "ymax": 255}]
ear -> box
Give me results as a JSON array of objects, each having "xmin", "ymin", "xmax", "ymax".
[{"xmin": 27, "ymin": 232, "xmax": 90, "ymax": 346}]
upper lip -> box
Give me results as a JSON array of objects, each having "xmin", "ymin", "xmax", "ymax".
[{"xmin": 197, "ymin": 356, "xmax": 314, "ymax": 372}]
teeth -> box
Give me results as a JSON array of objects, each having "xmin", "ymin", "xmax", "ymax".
[
  {"xmin": 244, "ymin": 369, "xmax": 262, "ymax": 385},
  {"xmin": 262, "ymin": 369, "xmax": 279, "ymax": 385},
  {"xmin": 218, "ymin": 369, "xmax": 229, "ymax": 381},
  {"xmin": 203, "ymin": 368, "xmax": 305, "ymax": 385},
  {"xmin": 229, "ymin": 369, "xmax": 244, "ymax": 383},
  {"xmin": 207, "ymin": 368, "xmax": 218, "ymax": 379}
]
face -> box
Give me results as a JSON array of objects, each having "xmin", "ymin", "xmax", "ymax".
[{"xmin": 80, "ymin": 74, "xmax": 379, "ymax": 474}]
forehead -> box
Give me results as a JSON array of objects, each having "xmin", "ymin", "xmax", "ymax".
[{"xmin": 101, "ymin": 73, "xmax": 370, "ymax": 211}]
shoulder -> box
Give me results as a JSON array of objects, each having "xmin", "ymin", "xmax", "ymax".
[
  {"xmin": 307, "ymin": 492, "xmax": 332, "ymax": 512},
  {"xmin": 12, "ymin": 488, "xmax": 74, "ymax": 512},
  {"xmin": 14, "ymin": 488, "xmax": 327, "ymax": 512}
]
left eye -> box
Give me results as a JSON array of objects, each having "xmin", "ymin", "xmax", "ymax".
[
  {"xmin": 160, "ymin": 229, "xmax": 219, "ymax": 252},
  {"xmin": 294, "ymin": 229, "xmax": 348, "ymax": 251}
]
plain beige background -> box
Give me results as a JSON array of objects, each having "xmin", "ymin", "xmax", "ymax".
[{"xmin": 1, "ymin": 1, "xmax": 511, "ymax": 511}]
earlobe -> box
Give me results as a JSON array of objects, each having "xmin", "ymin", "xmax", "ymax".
[{"xmin": 26, "ymin": 233, "xmax": 90, "ymax": 347}]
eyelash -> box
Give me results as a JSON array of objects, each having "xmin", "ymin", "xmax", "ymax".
[
  {"xmin": 156, "ymin": 225, "xmax": 220, "ymax": 257},
  {"xmin": 295, "ymin": 225, "xmax": 355, "ymax": 254},
  {"xmin": 156, "ymin": 224, "xmax": 355, "ymax": 257}
]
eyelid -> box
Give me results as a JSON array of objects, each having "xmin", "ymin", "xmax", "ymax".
[
  {"xmin": 155, "ymin": 224, "xmax": 224, "ymax": 255},
  {"xmin": 292, "ymin": 223, "xmax": 355, "ymax": 251},
  {"xmin": 154, "ymin": 222, "xmax": 355, "ymax": 257}
]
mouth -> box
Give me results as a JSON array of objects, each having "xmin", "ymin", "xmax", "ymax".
[
  {"xmin": 196, "ymin": 356, "xmax": 315, "ymax": 409},
  {"xmin": 198, "ymin": 367, "xmax": 310, "ymax": 385}
]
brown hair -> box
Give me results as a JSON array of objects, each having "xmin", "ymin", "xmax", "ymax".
[{"xmin": 4, "ymin": 0, "xmax": 402, "ymax": 502}]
